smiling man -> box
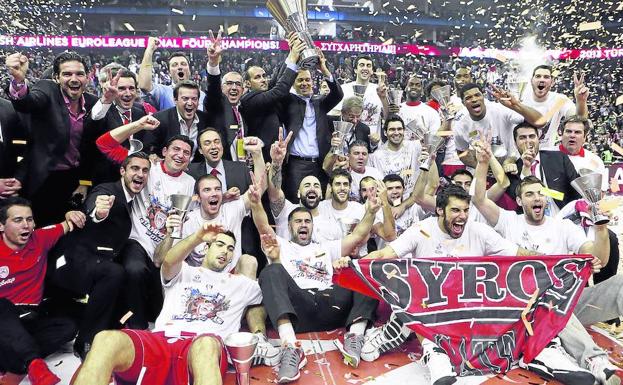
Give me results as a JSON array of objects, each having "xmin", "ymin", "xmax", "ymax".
[{"xmin": 399, "ymin": 74, "xmax": 441, "ymax": 142}]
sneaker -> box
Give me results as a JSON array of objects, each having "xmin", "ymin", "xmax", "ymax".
[
  {"xmin": 277, "ymin": 344, "xmax": 307, "ymax": 383},
  {"xmin": 421, "ymin": 340, "xmax": 457, "ymax": 385},
  {"xmin": 335, "ymin": 332, "xmax": 365, "ymax": 368},
  {"xmin": 252, "ymin": 334, "xmax": 282, "ymax": 367},
  {"xmin": 518, "ymin": 337, "xmax": 595, "ymax": 385},
  {"xmin": 27, "ymin": 359, "xmax": 60, "ymax": 385},
  {"xmin": 587, "ymin": 355, "xmax": 621, "ymax": 385},
  {"xmin": 361, "ymin": 313, "xmax": 411, "ymax": 362}
]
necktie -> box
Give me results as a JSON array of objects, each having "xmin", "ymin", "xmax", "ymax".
[
  {"xmin": 530, "ymin": 159, "xmax": 540, "ymax": 176},
  {"xmin": 232, "ymin": 105, "xmax": 241, "ymax": 125},
  {"xmin": 122, "ymin": 110, "xmax": 131, "ymax": 125},
  {"xmin": 210, "ymin": 168, "xmax": 220, "ymax": 177}
]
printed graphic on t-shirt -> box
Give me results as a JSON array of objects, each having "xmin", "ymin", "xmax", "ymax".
[
  {"xmin": 173, "ymin": 287, "xmax": 231, "ymax": 325},
  {"xmin": 292, "ymin": 258, "xmax": 329, "ymax": 283},
  {"xmin": 362, "ymin": 101, "xmax": 380, "ymax": 128}
]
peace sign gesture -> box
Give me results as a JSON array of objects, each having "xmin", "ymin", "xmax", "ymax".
[
  {"xmin": 207, "ymin": 29, "xmax": 223, "ymax": 67},
  {"xmin": 573, "ymin": 71, "xmax": 589, "ymax": 104},
  {"xmin": 269, "ymin": 126, "xmax": 293, "ymax": 166},
  {"xmin": 101, "ymin": 68, "xmax": 122, "ymax": 104},
  {"xmin": 247, "ymin": 170, "xmax": 266, "ymax": 205}
]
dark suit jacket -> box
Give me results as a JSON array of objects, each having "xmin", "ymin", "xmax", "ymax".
[
  {"xmin": 82, "ymin": 102, "xmax": 148, "ymax": 185},
  {"xmin": 279, "ymin": 78, "xmax": 344, "ymax": 160},
  {"xmin": 239, "ymin": 65, "xmax": 298, "ymax": 161},
  {"xmin": 51, "ymin": 180, "xmax": 132, "ymax": 292},
  {"xmin": 0, "ymin": 99, "xmax": 26, "ymax": 177},
  {"xmin": 508, "ymin": 150, "xmax": 581, "ymax": 210},
  {"xmin": 142, "ymin": 107, "xmax": 209, "ymax": 162},
  {"xmin": 326, "ymin": 115, "xmax": 371, "ymax": 152},
  {"xmin": 8, "ymin": 80, "xmax": 98, "ymax": 195},
  {"xmin": 187, "ymin": 159, "xmax": 252, "ymax": 193},
  {"xmin": 203, "ymin": 73, "xmax": 238, "ymax": 160}
]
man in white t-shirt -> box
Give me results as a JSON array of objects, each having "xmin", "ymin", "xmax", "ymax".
[
  {"xmin": 96, "ymin": 118, "xmax": 196, "ymax": 330},
  {"xmin": 399, "ymin": 75, "xmax": 441, "ymax": 141},
  {"xmin": 368, "ymin": 115, "xmax": 422, "ymax": 197},
  {"xmin": 521, "ymin": 65, "xmax": 589, "ymax": 148},
  {"xmin": 364, "ymin": 185, "xmax": 526, "ymax": 385},
  {"xmin": 453, "ymin": 82, "xmax": 544, "ymax": 168},
  {"xmin": 472, "ymin": 145, "xmax": 620, "ymax": 385},
  {"xmin": 250, "ymin": 180, "xmax": 381, "ymax": 381},
  {"xmin": 72, "ymin": 224, "xmax": 278, "ymax": 385},
  {"xmin": 333, "ymin": 55, "xmax": 387, "ymax": 139}
]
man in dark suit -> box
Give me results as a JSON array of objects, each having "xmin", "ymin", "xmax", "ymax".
[
  {"xmin": 507, "ymin": 122, "xmax": 580, "ymax": 213},
  {"xmin": 84, "ymin": 67, "xmax": 149, "ymax": 186},
  {"xmin": 202, "ymin": 34, "xmax": 243, "ymax": 161},
  {"xmin": 50, "ymin": 152, "xmax": 151, "ymax": 359},
  {"xmin": 327, "ymin": 96, "xmax": 372, "ymax": 151},
  {"xmin": 278, "ymin": 51, "xmax": 344, "ymax": 202},
  {"xmin": 142, "ymin": 80, "xmax": 208, "ymax": 163},
  {"xmin": 239, "ymin": 34, "xmax": 305, "ymax": 162},
  {"xmin": 0, "ymin": 99, "xmax": 26, "ymax": 198},
  {"xmin": 5, "ymin": 51, "xmax": 98, "ymax": 226}
]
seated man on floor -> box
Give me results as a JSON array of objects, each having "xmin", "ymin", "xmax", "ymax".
[
  {"xmin": 249, "ymin": 174, "xmax": 381, "ymax": 382},
  {"xmin": 0, "ymin": 197, "xmax": 86, "ymax": 385},
  {"xmin": 72, "ymin": 219, "xmax": 277, "ymax": 385}
]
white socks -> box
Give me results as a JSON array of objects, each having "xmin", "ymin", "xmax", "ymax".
[
  {"xmin": 278, "ymin": 322, "xmax": 297, "ymax": 345},
  {"xmin": 348, "ymin": 320, "xmax": 368, "ymax": 336}
]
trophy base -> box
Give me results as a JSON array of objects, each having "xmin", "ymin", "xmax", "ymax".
[
  {"xmin": 299, "ymin": 49, "xmax": 319, "ymax": 70},
  {"xmin": 593, "ymin": 215, "xmax": 610, "ymax": 226}
]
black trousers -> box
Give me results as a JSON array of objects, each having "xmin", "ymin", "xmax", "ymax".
[
  {"xmin": 51, "ymin": 249, "xmax": 125, "ymax": 348},
  {"xmin": 283, "ymin": 157, "xmax": 328, "ymax": 204},
  {"xmin": 0, "ymin": 298, "xmax": 76, "ymax": 374},
  {"xmin": 29, "ymin": 169, "xmax": 80, "ymax": 227},
  {"xmin": 119, "ymin": 239, "xmax": 164, "ymax": 330},
  {"xmin": 259, "ymin": 263, "xmax": 378, "ymax": 332},
  {"xmin": 594, "ymin": 229, "xmax": 620, "ymax": 284}
]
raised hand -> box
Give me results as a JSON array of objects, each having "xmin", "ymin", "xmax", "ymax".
[
  {"xmin": 270, "ymin": 127, "xmax": 292, "ymax": 166},
  {"xmin": 521, "ymin": 145, "xmax": 537, "ymax": 170},
  {"xmin": 101, "ymin": 68, "xmax": 122, "ymax": 104},
  {"xmin": 207, "ymin": 29, "xmax": 223, "ymax": 66},
  {"xmin": 473, "ymin": 139, "xmax": 492, "ymax": 164},
  {"xmin": 376, "ymin": 82, "xmax": 388, "ymax": 99},
  {"xmin": 94, "ymin": 194, "xmax": 116, "ymax": 220},
  {"xmin": 375, "ymin": 180, "xmax": 388, "ymax": 203},
  {"xmin": 223, "ymin": 187, "xmax": 241, "ymax": 202},
  {"xmin": 196, "ymin": 222, "xmax": 225, "ymax": 244},
  {"xmin": 165, "ymin": 213, "xmax": 183, "ymax": 235},
  {"xmin": 0, "ymin": 178, "xmax": 21, "ymax": 198},
  {"xmin": 247, "ymin": 170, "xmax": 264, "ymax": 205},
  {"xmin": 260, "ymin": 232, "xmax": 281, "ymax": 262},
  {"xmin": 490, "ymin": 84, "xmax": 519, "ymax": 109},
  {"xmin": 146, "ymin": 37, "xmax": 161, "ymax": 53},
  {"xmin": 573, "ymin": 72, "xmax": 589, "ymax": 104},
  {"xmin": 316, "ymin": 48, "xmax": 331, "ymax": 77},
  {"xmin": 242, "ymin": 136, "xmax": 264, "ymax": 154},
  {"xmin": 368, "ymin": 132, "xmax": 380, "ymax": 146},
  {"xmin": 366, "ymin": 193, "xmax": 381, "ymax": 214},
  {"xmin": 137, "ymin": 115, "xmax": 160, "ymax": 131},
  {"xmin": 65, "ymin": 210, "xmax": 86, "ymax": 231},
  {"xmin": 286, "ymin": 33, "xmax": 307, "ymax": 64},
  {"xmin": 5, "ymin": 53, "xmax": 28, "ymax": 83}
]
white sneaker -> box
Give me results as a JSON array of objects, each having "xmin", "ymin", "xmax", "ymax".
[
  {"xmin": 252, "ymin": 334, "xmax": 282, "ymax": 367},
  {"xmin": 587, "ymin": 355, "xmax": 621, "ymax": 385},
  {"xmin": 519, "ymin": 337, "xmax": 595, "ymax": 385},
  {"xmin": 420, "ymin": 339, "xmax": 457, "ymax": 385},
  {"xmin": 360, "ymin": 313, "xmax": 411, "ymax": 362}
]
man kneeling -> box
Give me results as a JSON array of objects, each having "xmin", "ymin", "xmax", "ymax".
[{"xmin": 72, "ymin": 223, "xmax": 269, "ymax": 385}]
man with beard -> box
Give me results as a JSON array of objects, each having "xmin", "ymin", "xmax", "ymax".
[
  {"xmin": 85, "ymin": 66, "xmax": 151, "ymax": 186},
  {"xmin": 473, "ymin": 144, "xmax": 620, "ymax": 385},
  {"xmin": 399, "ymin": 75, "xmax": 441, "ymax": 142},
  {"xmin": 365, "ymin": 185, "xmax": 528, "ymax": 385},
  {"xmin": 96, "ymin": 118, "xmax": 195, "ymax": 330},
  {"xmin": 520, "ymin": 65, "xmax": 589, "ymax": 148},
  {"xmin": 368, "ymin": 115, "xmax": 422, "ymax": 197},
  {"xmin": 239, "ymin": 34, "xmax": 305, "ymax": 161},
  {"xmin": 5, "ymin": 51, "xmax": 98, "ymax": 226},
  {"xmin": 51, "ymin": 153, "xmax": 151, "ymax": 359},
  {"xmin": 203, "ymin": 31, "xmax": 245, "ymax": 161},
  {"xmin": 323, "ymin": 140, "xmax": 383, "ymax": 202},
  {"xmin": 137, "ymin": 37, "xmax": 205, "ymax": 111},
  {"xmin": 0, "ymin": 197, "xmax": 84, "ymax": 385},
  {"xmin": 452, "ymin": 83, "xmax": 544, "ymax": 168},
  {"xmin": 507, "ymin": 122, "xmax": 580, "ymax": 216},
  {"xmin": 142, "ymin": 80, "xmax": 209, "ymax": 162},
  {"xmin": 333, "ymin": 55, "xmax": 387, "ymax": 141},
  {"xmin": 250, "ymin": 183, "xmax": 381, "ymax": 381}
]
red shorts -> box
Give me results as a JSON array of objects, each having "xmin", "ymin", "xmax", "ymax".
[{"xmin": 114, "ymin": 329, "xmax": 227, "ymax": 385}]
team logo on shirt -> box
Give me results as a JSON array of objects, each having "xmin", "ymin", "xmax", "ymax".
[
  {"xmin": 0, "ymin": 266, "xmax": 8, "ymax": 279},
  {"xmin": 293, "ymin": 259, "xmax": 329, "ymax": 282},
  {"xmin": 173, "ymin": 288, "xmax": 230, "ymax": 324}
]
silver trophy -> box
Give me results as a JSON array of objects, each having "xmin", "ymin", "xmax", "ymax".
[
  {"xmin": 406, "ymin": 117, "xmax": 428, "ymax": 142},
  {"xmin": 420, "ymin": 134, "xmax": 446, "ymax": 171},
  {"xmin": 570, "ymin": 173, "xmax": 609, "ymax": 225},
  {"xmin": 169, "ymin": 194, "xmax": 193, "ymax": 239},
  {"xmin": 339, "ymin": 217, "xmax": 360, "ymax": 236},
  {"xmin": 332, "ymin": 121, "xmax": 355, "ymax": 156},
  {"xmin": 128, "ymin": 138, "xmax": 143, "ymax": 155},
  {"xmin": 388, "ymin": 88, "xmax": 403, "ymax": 106},
  {"xmin": 490, "ymin": 136, "xmax": 507, "ymax": 158},
  {"xmin": 266, "ymin": 0, "xmax": 318, "ymax": 69},
  {"xmin": 431, "ymin": 85, "xmax": 455, "ymax": 120},
  {"xmin": 224, "ymin": 332, "xmax": 259, "ymax": 385},
  {"xmin": 353, "ymin": 84, "xmax": 367, "ymax": 97},
  {"xmin": 505, "ymin": 80, "xmax": 528, "ymax": 100}
]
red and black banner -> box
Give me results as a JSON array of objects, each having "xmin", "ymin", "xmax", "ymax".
[{"xmin": 333, "ymin": 255, "xmax": 592, "ymax": 375}]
